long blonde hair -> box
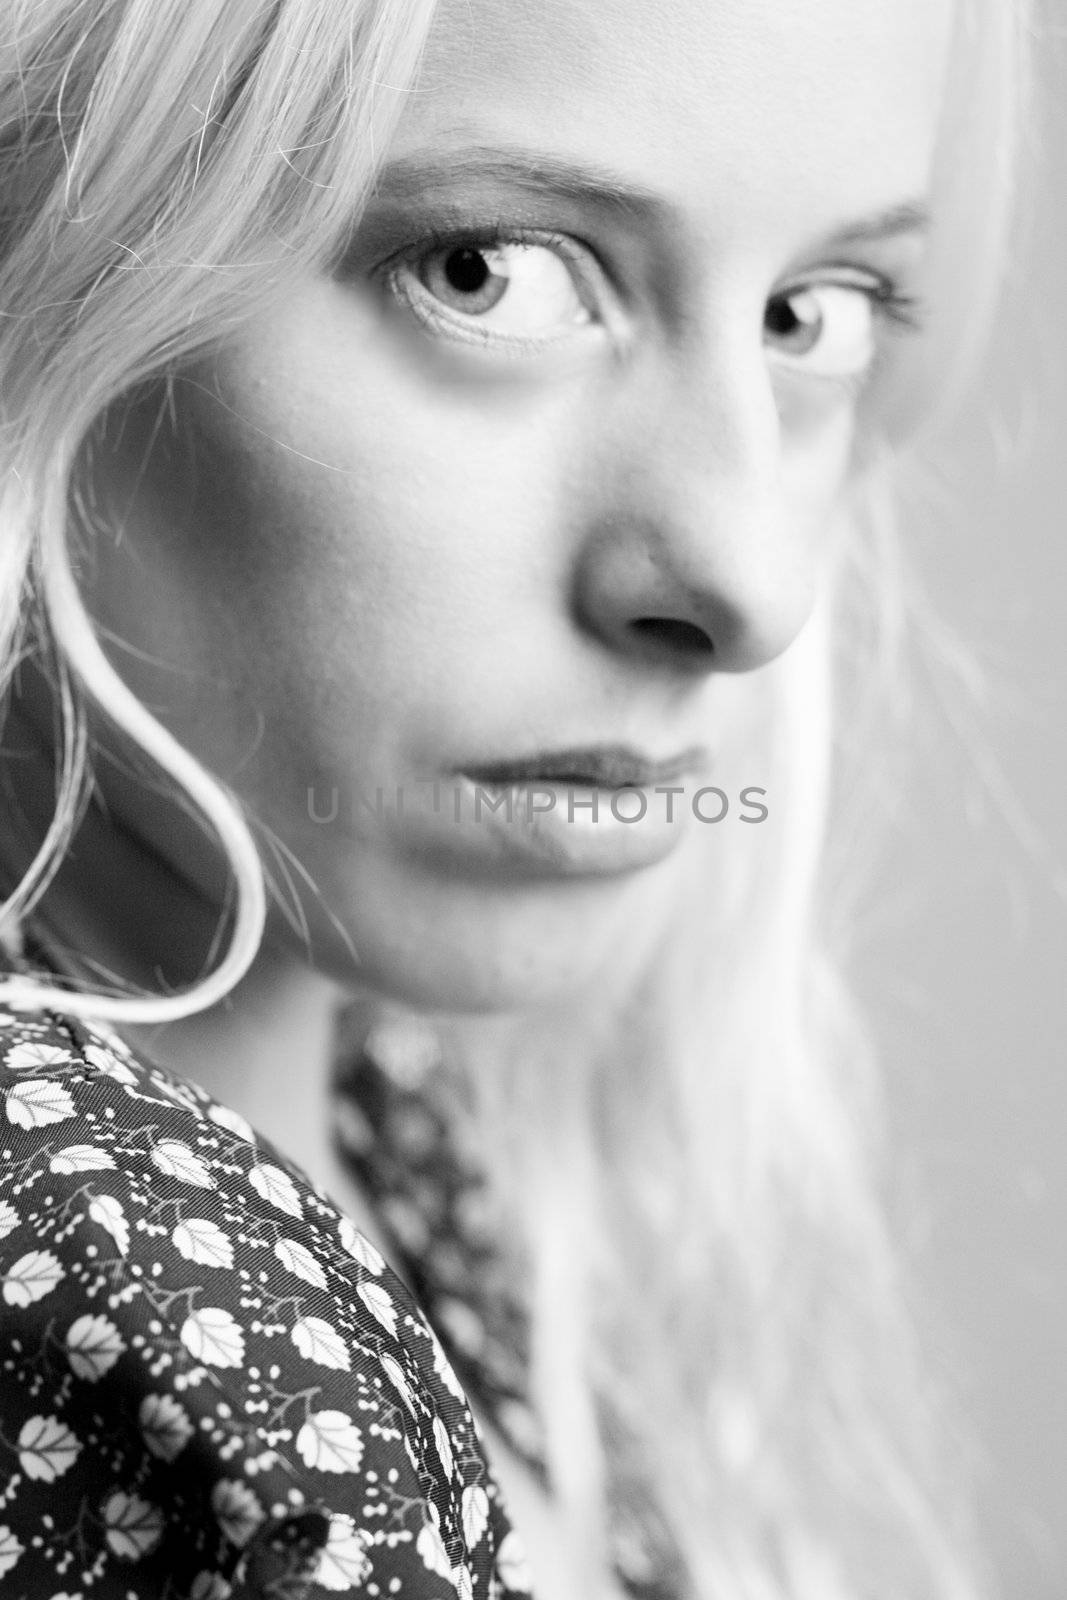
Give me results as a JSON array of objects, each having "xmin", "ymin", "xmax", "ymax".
[{"xmin": 0, "ymin": 2, "xmax": 1032, "ymax": 1596}]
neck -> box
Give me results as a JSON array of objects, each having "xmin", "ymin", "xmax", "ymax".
[
  {"xmin": 123, "ymin": 939, "xmax": 354, "ymax": 1183},
  {"xmin": 1, "ymin": 691, "xmax": 546, "ymax": 1200},
  {"xmin": 1, "ymin": 691, "xmax": 371, "ymax": 1187}
]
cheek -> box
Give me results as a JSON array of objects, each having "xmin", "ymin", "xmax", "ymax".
[
  {"xmin": 160, "ymin": 334, "xmax": 578, "ymax": 787},
  {"xmin": 777, "ymin": 386, "xmax": 860, "ymax": 559}
]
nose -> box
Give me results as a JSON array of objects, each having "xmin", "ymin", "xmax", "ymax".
[{"xmin": 570, "ymin": 333, "xmax": 817, "ymax": 676}]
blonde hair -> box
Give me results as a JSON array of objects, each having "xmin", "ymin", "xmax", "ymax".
[
  {"xmin": 0, "ymin": 1, "xmax": 1032, "ymax": 1596},
  {"xmin": 0, "ymin": 0, "xmax": 437, "ymax": 1014}
]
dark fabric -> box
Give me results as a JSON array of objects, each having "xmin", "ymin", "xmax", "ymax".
[
  {"xmin": 332, "ymin": 1023, "xmax": 681, "ymax": 1600},
  {"xmin": 0, "ymin": 999, "xmax": 531, "ymax": 1600},
  {"xmin": 330, "ymin": 1026, "xmax": 546, "ymax": 1478}
]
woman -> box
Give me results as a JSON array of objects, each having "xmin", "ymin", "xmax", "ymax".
[{"xmin": 0, "ymin": 0, "xmax": 1029, "ymax": 1596}]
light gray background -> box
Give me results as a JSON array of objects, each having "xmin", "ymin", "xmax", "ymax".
[{"xmin": 859, "ymin": 26, "xmax": 1066, "ymax": 1598}]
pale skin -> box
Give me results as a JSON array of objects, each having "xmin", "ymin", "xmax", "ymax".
[{"xmin": 4, "ymin": 0, "xmax": 951, "ymax": 1590}]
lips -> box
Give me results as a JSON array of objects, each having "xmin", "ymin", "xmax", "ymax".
[{"xmin": 456, "ymin": 743, "xmax": 709, "ymax": 790}]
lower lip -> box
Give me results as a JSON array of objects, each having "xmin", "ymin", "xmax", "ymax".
[{"xmin": 450, "ymin": 773, "xmax": 693, "ymax": 876}]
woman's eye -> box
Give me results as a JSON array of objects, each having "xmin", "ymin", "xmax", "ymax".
[
  {"xmin": 763, "ymin": 281, "xmax": 883, "ymax": 382},
  {"xmin": 387, "ymin": 237, "xmax": 595, "ymax": 349}
]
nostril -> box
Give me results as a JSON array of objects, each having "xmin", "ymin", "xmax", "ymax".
[{"xmin": 630, "ymin": 617, "xmax": 714, "ymax": 657}]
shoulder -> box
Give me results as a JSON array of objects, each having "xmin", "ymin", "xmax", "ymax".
[{"xmin": 0, "ymin": 1006, "xmax": 529, "ymax": 1600}]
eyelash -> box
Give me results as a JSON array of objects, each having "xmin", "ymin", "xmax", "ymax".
[
  {"xmin": 381, "ymin": 222, "xmax": 610, "ymax": 352},
  {"xmin": 393, "ymin": 220, "xmax": 576, "ymax": 262},
  {"xmin": 821, "ymin": 273, "xmax": 925, "ymax": 333},
  {"xmin": 379, "ymin": 225, "xmax": 926, "ymax": 351}
]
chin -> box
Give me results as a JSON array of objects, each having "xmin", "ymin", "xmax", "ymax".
[{"xmin": 288, "ymin": 868, "xmax": 645, "ymax": 1019}]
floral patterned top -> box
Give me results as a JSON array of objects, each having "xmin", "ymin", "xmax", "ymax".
[{"xmin": 0, "ymin": 1000, "xmax": 532, "ymax": 1600}]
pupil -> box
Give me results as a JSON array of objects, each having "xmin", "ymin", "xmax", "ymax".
[
  {"xmin": 445, "ymin": 248, "xmax": 491, "ymax": 295},
  {"xmin": 765, "ymin": 297, "xmax": 800, "ymax": 337}
]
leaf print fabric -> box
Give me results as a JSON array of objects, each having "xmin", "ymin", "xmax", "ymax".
[
  {"xmin": 2, "ymin": 1246, "xmax": 65, "ymax": 1306},
  {"xmin": 66, "ymin": 1312, "xmax": 127, "ymax": 1379},
  {"xmin": 0, "ymin": 1003, "xmax": 529, "ymax": 1599},
  {"xmin": 17, "ymin": 1412, "xmax": 82, "ymax": 1480},
  {"xmin": 331, "ymin": 1018, "xmax": 685, "ymax": 1600}
]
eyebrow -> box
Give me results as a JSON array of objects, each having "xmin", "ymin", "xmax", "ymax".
[
  {"xmin": 372, "ymin": 145, "xmax": 932, "ymax": 250},
  {"xmin": 825, "ymin": 200, "xmax": 932, "ymax": 249},
  {"xmin": 373, "ymin": 147, "xmax": 666, "ymax": 220}
]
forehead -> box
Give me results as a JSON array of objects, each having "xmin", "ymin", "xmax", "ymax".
[{"xmin": 392, "ymin": 0, "xmax": 953, "ymax": 250}]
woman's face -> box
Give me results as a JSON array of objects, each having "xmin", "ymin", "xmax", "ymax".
[{"xmin": 78, "ymin": 0, "xmax": 950, "ymax": 1012}]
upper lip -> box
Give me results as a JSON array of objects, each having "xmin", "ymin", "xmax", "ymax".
[{"xmin": 456, "ymin": 743, "xmax": 710, "ymax": 789}]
